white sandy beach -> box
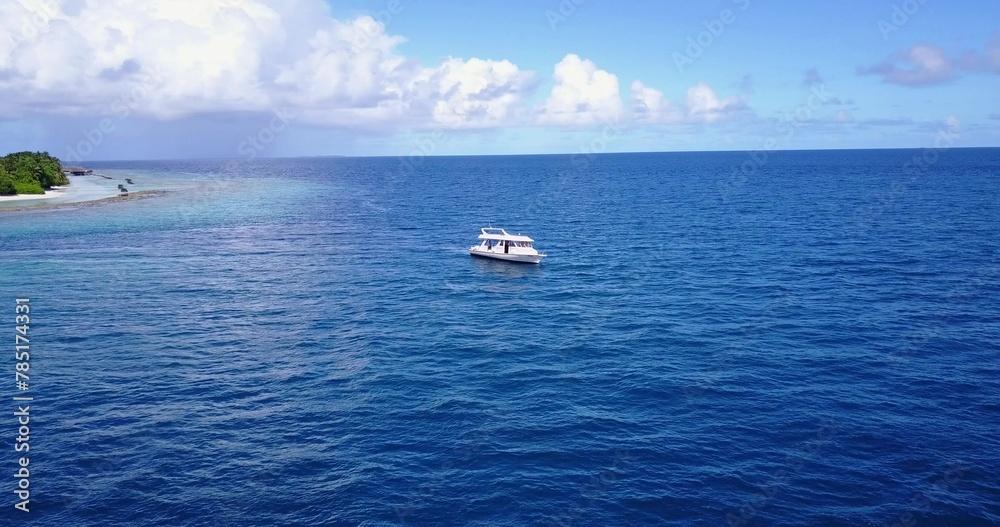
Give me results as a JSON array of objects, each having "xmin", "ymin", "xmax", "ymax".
[
  {"xmin": 0, "ymin": 186, "xmax": 67, "ymax": 201},
  {"xmin": 0, "ymin": 175, "xmax": 121, "ymax": 208}
]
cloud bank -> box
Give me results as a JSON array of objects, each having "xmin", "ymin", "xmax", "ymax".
[
  {"xmin": 859, "ymin": 39, "xmax": 1000, "ymax": 86},
  {"xmin": 0, "ymin": 0, "xmax": 536, "ymax": 129},
  {"xmin": 631, "ymin": 81, "xmax": 747, "ymax": 124},
  {"xmin": 1, "ymin": 0, "xmax": 749, "ymax": 133}
]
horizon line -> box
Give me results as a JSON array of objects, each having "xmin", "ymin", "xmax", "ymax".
[{"xmin": 25, "ymin": 144, "xmax": 1000, "ymax": 164}]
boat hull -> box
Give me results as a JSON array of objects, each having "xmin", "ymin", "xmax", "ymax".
[{"xmin": 469, "ymin": 248, "xmax": 545, "ymax": 264}]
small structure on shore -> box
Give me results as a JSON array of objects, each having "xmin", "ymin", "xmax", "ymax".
[{"xmin": 61, "ymin": 165, "xmax": 92, "ymax": 176}]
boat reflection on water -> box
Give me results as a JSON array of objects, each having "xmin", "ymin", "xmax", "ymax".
[{"xmin": 470, "ymin": 254, "xmax": 544, "ymax": 280}]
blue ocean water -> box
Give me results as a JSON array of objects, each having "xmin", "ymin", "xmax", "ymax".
[{"xmin": 1, "ymin": 149, "xmax": 998, "ymax": 526}]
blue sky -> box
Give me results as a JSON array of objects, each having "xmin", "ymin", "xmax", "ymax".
[{"xmin": 1, "ymin": 0, "xmax": 998, "ymax": 160}]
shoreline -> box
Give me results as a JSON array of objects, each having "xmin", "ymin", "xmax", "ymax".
[
  {"xmin": 0, "ymin": 190, "xmax": 170, "ymax": 212},
  {"xmin": 0, "ymin": 186, "xmax": 68, "ymax": 202}
]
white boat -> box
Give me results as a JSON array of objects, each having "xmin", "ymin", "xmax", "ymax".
[{"xmin": 469, "ymin": 227, "xmax": 546, "ymax": 264}]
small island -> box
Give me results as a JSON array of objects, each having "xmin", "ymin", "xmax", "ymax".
[
  {"xmin": 0, "ymin": 152, "xmax": 171, "ymax": 212},
  {"xmin": 0, "ymin": 151, "xmax": 69, "ymax": 195}
]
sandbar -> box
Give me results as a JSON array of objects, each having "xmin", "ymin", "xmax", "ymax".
[{"xmin": 0, "ymin": 190, "xmax": 169, "ymax": 212}]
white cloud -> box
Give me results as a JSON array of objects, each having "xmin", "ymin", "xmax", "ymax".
[
  {"xmin": 0, "ymin": 0, "xmax": 533, "ymax": 129},
  {"xmin": 859, "ymin": 44, "xmax": 956, "ymax": 86},
  {"xmin": 427, "ymin": 57, "xmax": 535, "ymax": 128},
  {"xmin": 863, "ymin": 38, "xmax": 1000, "ymax": 87},
  {"xmin": 630, "ymin": 81, "xmax": 682, "ymax": 123},
  {"xmin": 988, "ymin": 37, "xmax": 1000, "ymax": 71},
  {"xmin": 1, "ymin": 0, "xmax": 287, "ymax": 117},
  {"xmin": 537, "ymin": 54, "xmax": 624, "ymax": 126},
  {"xmin": 630, "ymin": 80, "xmax": 747, "ymax": 124},
  {"xmin": 0, "ymin": 2, "xmax": 756, "ymax": 133},
  {"xmin": 685, "ymin": 82, "xmax": 737, "ymax": 122}
]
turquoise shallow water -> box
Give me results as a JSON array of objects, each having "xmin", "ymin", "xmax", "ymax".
[
  {"xmin": 0, "ymin": 167, "xmax": 206, "ymax": 209},
  {"xmin": 0, "ymin": 150, "xmax": 998, "ymax": 526}
]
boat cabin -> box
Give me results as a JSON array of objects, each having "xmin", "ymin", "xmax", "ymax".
[{"xmin": 482, "ymin": 238, "xmax": 535, "ymax": 253}]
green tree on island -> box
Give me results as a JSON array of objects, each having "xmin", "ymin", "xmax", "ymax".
[{"xmin": 0, "ymin": 152, "xmax": 69, "ymax": 195}]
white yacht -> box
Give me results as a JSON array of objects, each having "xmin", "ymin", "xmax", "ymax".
[{"xmin": 469, "ymin": 228, "xmax": 546, "ymax": 264}]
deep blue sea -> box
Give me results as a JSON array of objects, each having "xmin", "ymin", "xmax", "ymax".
[{"xmin": 1, "ymin": 149, "xmax": 998, "ymax": 526}]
